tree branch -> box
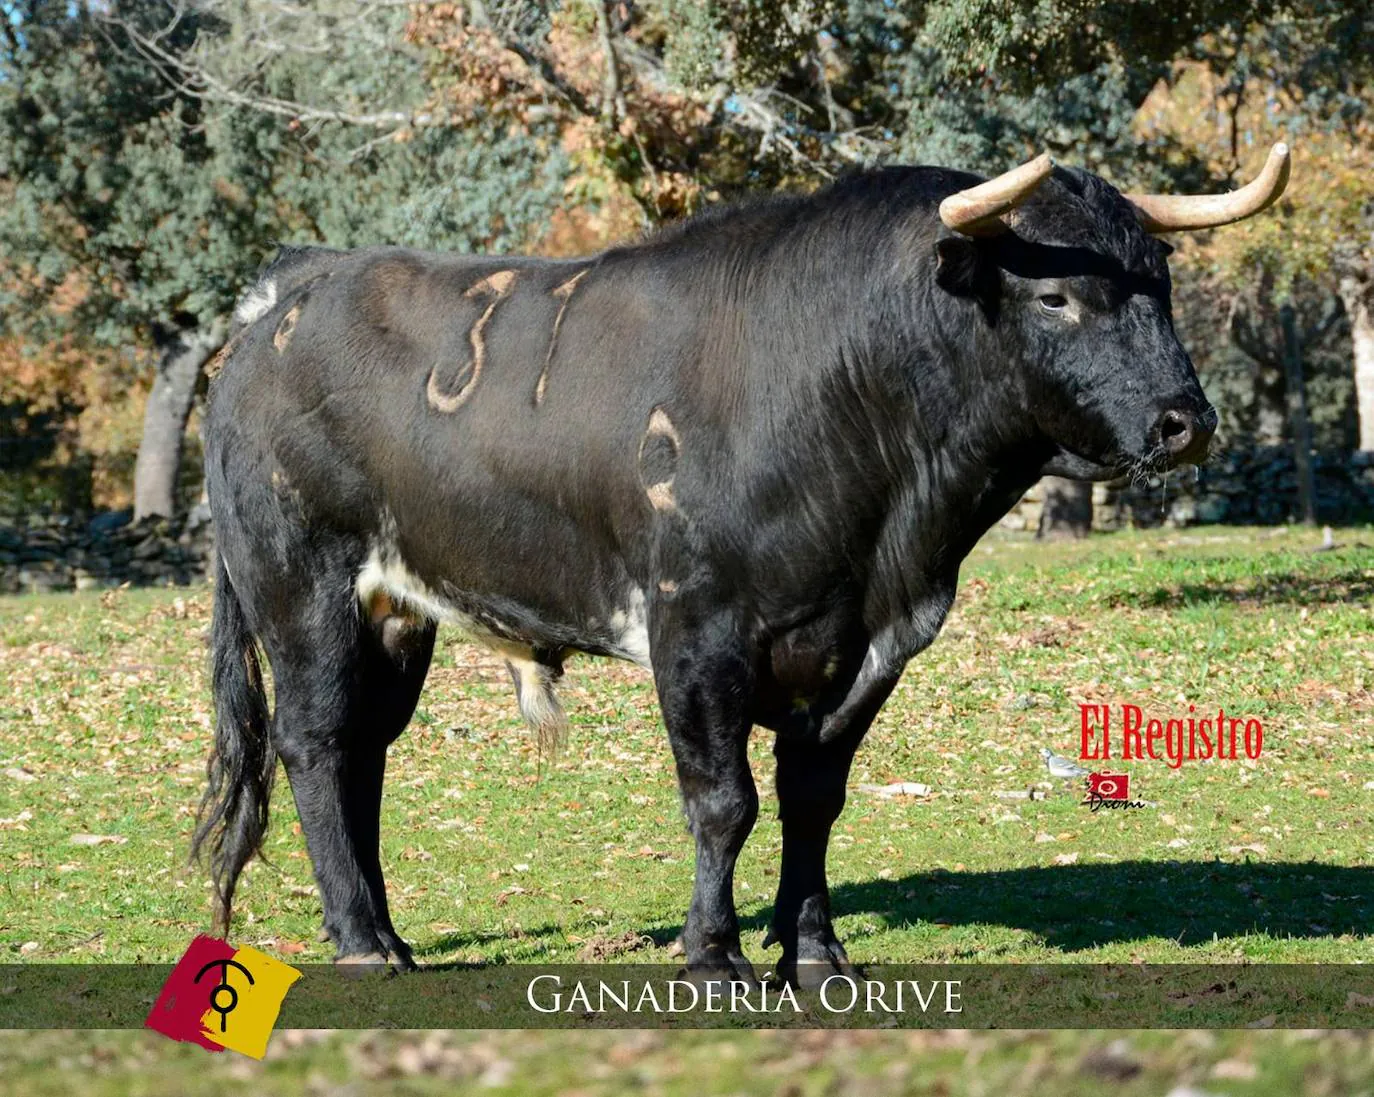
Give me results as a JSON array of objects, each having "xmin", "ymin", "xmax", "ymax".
[
  {"xmin": 97, "ymin": 8, "xmax": 437, "ymax": 132},
  {"xmin": 467, "ymin": 0, "xmax": 595, "ymax": 118},
  {"xmin": 1303, "ymin": 295, "xmax": 1345, "ymax": 347},
  {"xmin": 595, "ymin": 0, "xmax": 624, "ymax": 125},
  {"xmin": 1229, "ymin": 298, "xmax": 1279, "ymax": 368}
]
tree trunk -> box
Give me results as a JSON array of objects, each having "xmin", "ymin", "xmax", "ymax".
[
  {"xmin": 132, "ymin": 321, "xmax": 226, "ymax": 521},
  {"xmin": 1339, "ymin": 274, "xmax": 1374, "ymax": 452},
  {"xmin": 1037, "ymin": 477, "xmax": 1093, "ymax": 539},
  {"xmin": 1253, "ymin": 365, "xmax": 1287, "ymax": 445},
  {"xmin": 1279, "ymin": 304, "xmax": 1317, "ymax": 526}
]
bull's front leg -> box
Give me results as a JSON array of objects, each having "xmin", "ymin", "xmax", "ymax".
[
  {"xmin": 769, "ymin": 666, "xmax": 900, "ymax": 988},
  {"xmin": 651, "ymin": 605, "xmax": 760, "ymax": 983}
]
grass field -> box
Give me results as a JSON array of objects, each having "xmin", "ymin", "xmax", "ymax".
[
  {"xmin": 7, "ymin": 1028, "xmax": 1374, "ymax": 1096},
  {"xmin": 0, "ymin": 525, "xmax": 1371, "ymax": 967}
]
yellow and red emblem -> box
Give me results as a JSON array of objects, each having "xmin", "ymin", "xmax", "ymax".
[{"xmin": 145, "ymin": 934, "xmax": 301, "ymax": 1059}]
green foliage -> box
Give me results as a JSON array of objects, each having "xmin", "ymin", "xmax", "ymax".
[
  {"xmin": 661, "ymin": 1, "xmax": 838, "ymax": 89},
  {"xmin": 920, "ymin": 0, "xmax": 1278, "ymax": 87},
  {"xmin": 188, "ymin": 0, "xmax": 569, "ymax": 254},
  {"xmin": 1, "ymin": 0, "xmax": 1371, "ymax": 503},
  {"xmin": 0, "ymin": 1, "xmax": 267, "ymax": 343},
  {"xmin": 0, "ymin": 0, "xmax": 569, "ymax": 349}
]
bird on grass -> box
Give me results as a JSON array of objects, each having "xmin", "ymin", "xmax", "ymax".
[{"xmin": 1040, "ymin": 747, "xmax": 1090, "ymax": 780}]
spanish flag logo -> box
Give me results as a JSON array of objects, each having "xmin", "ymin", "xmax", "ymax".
[{"xmin": 145, "ymin": 935, "xmax": 301, "ymax": 1059}]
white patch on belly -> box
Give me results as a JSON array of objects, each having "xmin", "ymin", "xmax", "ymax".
[
  {"xmin": 355, "ymin": 542, "xmax": 490, "ymax": 641},
  {"xmin": 607, "ymin": 586, "xmax": 652, "ymax": 668},
  {"xmin": 356, "ymin": 523, "xmax": 653, "ymax": 671},
  {"xmin": 233, "ymin": 278, "xmax": 278, "ymax": 325}
]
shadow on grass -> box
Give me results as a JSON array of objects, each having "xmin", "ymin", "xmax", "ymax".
[
  {"xmin": 1110, "ymin": 565, "xmax": 1373, "ymax": 610},
  {"xmin": 824, "ymin": 861, "xmax": 1369, "ymax": 952},
  {"xmin": 834, "ymin": 860, "xmax": 1373, "ymax": 951},
  {"xmin": 415, "ymin": 860, "xmax": 1372, "ymax": 961}
]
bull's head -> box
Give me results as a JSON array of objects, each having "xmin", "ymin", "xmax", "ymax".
[{"xmin": 932, "ymin": 143, "xmax": 1290, "ymax": 479}]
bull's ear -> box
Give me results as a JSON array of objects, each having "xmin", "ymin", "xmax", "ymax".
[{"xmin": 934, "ymin": 236, "xmax": 983, "ymax": 296}]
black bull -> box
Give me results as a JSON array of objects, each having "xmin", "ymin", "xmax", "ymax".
[{"xmin": 195, "ymin": 163, "xmax": 1224, "ymax": 983}]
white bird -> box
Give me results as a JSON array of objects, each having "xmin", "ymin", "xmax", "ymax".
[{"xmin": 1040, "ymin": 747, "xmax": 1090, "ymax": 780}]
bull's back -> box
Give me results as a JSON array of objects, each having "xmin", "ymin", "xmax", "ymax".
[{"xmin": 212, "ymin": 245, "xmax": 716, "ymax": 647}]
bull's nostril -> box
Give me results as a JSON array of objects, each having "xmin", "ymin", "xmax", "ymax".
[
  {"xmin": 1160, "ymin": 411, "xmax": 1189, "ymax": 442},
  {"xmin": 1156, "ymin": 408, "xmax": 1203, "ymax": 459},
  {"xmin": 1155, "ymin": 406, "xmax": 1213, "ymax": 464}
]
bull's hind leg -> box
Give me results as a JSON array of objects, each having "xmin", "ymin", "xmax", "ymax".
[{"xmin": 265, "ymin": 577, "xmax": 436, "ymax": 968}]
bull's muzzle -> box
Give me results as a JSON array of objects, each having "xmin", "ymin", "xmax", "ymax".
[{"xmin": 1154, "ymin": 405, "xmax": 1218, "ymax": 466}]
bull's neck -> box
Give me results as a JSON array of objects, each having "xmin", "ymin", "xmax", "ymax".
[{"xmin": 732, "ymin": 239, "xmax": 1048, "ymax": 616}]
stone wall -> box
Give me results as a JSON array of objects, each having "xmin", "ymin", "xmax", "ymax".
[
  {"xmin": 1001, "ymin": 449, "xmax": 1374, "ymax": 533},
  {"xmin": 0, "ymin": 505, "xmax": 215, "ymax": 595}
]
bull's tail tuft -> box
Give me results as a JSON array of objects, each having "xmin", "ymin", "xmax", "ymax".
[{"xmin": 191, "ymin": 554, "xmax": 276, "ymax": 936}]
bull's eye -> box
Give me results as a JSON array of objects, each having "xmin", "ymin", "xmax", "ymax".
[{"xmin": 1037, "ymin": 294, "xmax": 1069, "ymax": 315}]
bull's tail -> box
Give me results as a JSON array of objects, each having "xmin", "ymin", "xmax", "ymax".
[{"xmin": 191, "ymin": 553, "xmax": 275, "ymax": 936}]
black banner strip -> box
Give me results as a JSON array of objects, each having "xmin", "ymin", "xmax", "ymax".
[{"xmin": 3, "ymin": 964, "xmax": 1373, "ymax": 1030}]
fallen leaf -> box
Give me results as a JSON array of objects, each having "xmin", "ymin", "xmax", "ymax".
[
  {"xmin": 69, "ymin": 834, "xmax": 127, "ymax": 846},
  {"xmin": 856, "ymin": 782, "xmax": 933, "ymax": 798}
]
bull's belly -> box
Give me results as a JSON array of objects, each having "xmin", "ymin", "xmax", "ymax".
[{"xmin": 353, "ymin": 524, "xmax": 652, "ymax": 670}]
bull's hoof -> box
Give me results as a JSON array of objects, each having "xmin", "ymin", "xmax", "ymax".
[
  {"xmin": 334, "ymin": 951, "xmax": 392, "ymax": 978},
  {"xmin": 777, "ymin": 940, "xmax": 861, "ymax": 990},
  {"xmin": 333, "ymin": 940, "xmax": 417, "ymax": 975},
  {"xmin": 678, "ymin": 948, "xmax": 760, "ymax": 990}
]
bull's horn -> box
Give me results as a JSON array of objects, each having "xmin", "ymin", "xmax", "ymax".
[
  {"xmin": 1126, "ymin": 142, "xmax": 1291, "ymax": 233},
  {"xmin": 938, "ymin": 152, "xmax": 1055, "ymax": 236}
]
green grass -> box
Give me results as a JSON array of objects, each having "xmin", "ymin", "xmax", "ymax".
[
  {"xmin": 5, "ymin": 1029, "xmax": 1374, "ymax": 1096},
  {"xmin": 0, "ymin": 525, "xmax": 1371, "ymax": 967}
]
